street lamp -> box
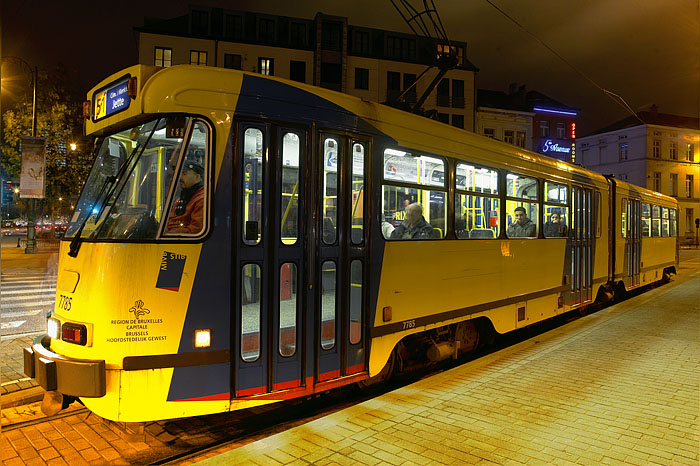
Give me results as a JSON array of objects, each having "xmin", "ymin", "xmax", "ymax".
[{"xmin": 1, "ymin": 56, "xmax": 39, "ymax": 253}]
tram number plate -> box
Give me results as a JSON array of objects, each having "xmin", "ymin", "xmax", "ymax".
[
  {"xmin": 402, "ymin": 319, "xmax": 416, "ymax": 330},
  {"xmin": 58, "ymin": 294, "xmax": 72, "ymax": 311}
]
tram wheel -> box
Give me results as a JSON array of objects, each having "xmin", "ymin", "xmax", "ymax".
[{"xmin": 357, "ymin": 349, "xmax": 395, "ymax": 393}]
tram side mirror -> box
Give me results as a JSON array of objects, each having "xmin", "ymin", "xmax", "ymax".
[{"xmin": 245, "ymin": 221, "xmax": 259, "ymax": 241}]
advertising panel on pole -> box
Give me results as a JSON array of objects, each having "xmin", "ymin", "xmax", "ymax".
[{"xmin": 20, "ymin": 136, "xmax": 46, "ymax": 199}]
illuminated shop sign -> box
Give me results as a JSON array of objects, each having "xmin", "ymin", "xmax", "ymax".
[
  {"xmin": 570, "ymin": 123, "xmax": 576, "ymax": 139},
  {"xmin": 541, "ymin": 139, "xmax": 571, "ymax": 154},
  {"xmin": 533, "ymin": 106, "xmax": 578, "ymax": 116}
]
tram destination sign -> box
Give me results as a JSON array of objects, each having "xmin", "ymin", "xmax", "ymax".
[{"xmin": 93, "ymin": 75, "xmax": 131, "ymax": 121}]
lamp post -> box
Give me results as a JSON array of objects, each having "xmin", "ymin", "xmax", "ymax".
[{"xmin": 1, "ymin": 56, "xmax": 39, "ymax": 253}]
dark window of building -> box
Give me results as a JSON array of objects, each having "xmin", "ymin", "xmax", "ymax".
[
  {"xmin": 290, "ymin": 22, "xmax": 307, "ymax": 47},
  {"xmin": 516, "ymin": 131, "xmax": 526, "ymax": 148},
  {"xmin": 452, "ymin": 114, "xmax": 464, "ymax": 129},
  {"xmin": 191, "ymin": 10, "xmax": 209, "ymax": 35},
  {"xmin": 155, "ymin": 47, "xmax": 172, "ymax": 67},
  {"xmin": 225, "ymin": 14, "xmax": 243, "ymax": 40},
  {"xmin": 259, "ymin": 18, "xmax": 276, "ymax": 43},
  {"xmin": 437, "ymin": 78, "xmax": 449, "ymax": 107},
  {"xmin": 437, "ymin": 113, "xmax": 449, "ymax": 124},
  {"xmin": 258, "ymin": 57, "xmax": 274, "ymax": 75},
  {"xmin": 387, "ymin": 36, "xmax": 415, "ymax": 60},
  {"xmin": 452, "ymin": 80, "xmax": 464, "ymax": 108},
  {"xmin": 320, "ymin": 63, "xmax": 342, "ymax": 91},
  {"xmin": 403, "ymin": 73, "xmax": 417, "ymax": 104},
  {"xmin": 352, "ymin": 30, "xmax": 370, "ymax": 54},
  {"xmin": 322, "ymin": 22, "xmax": 342, "ymax": 51},
  {"xmin": 290, "ymin": 61, "xmax": 306, "ymax": 83},
  {"xmin": 540, "ymin": 120, "xmax": 550, "ymax": 137},
  {"xmin": 483, "ymin": 128, "xmax": 495, "ymax": 138},
  {"xmin": 387, "ymin": 71, "xmax": 401, "ymax": 101},
  {"xmin": 556, "ymin": 122, "xmax": 566, "ymax": 138},
  {"xmin": 504, "ymin": 130, "xmax": 514, "ymax": 144},
  {"xmin": 224, "ymin": 54, "xmax": 242, "ymax": 70},
  {"xmin": 355, "ymin": 68, "xmax": 369, "ymax": 90}
]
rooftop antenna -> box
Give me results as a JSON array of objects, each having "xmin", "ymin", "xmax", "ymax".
[{"xmin": 389, "ymin": 0, "xmax": 458, "ymax": 115}]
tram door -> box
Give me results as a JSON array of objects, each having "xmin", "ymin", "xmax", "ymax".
[
  {"xmin": 233, "ymin": 124, "xmax": 369, "ymax": 398},
  {"xmin": 570, "ymin": 185, "xmax": 593, "ymax": 306},
  {"xmin": 317, "ymin": 133, "xmax": 369, "ymax": 383},
  {"xmin": 625, "ymin": 198, "xmax": 641, "ymax": 287}
]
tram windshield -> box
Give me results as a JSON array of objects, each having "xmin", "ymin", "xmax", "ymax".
[{"xmin": 66, "ymin": 116, "xmax": 204, "ymax": 243}]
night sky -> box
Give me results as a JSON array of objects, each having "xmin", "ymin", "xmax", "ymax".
[{"xmin": 2, "ymin": 0, "xmax": 698, "ymax": 136}]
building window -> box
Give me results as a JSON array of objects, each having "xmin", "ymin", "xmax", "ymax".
[
  {"xmin": 225, "ymin": 14, "xmax": 243, "ymax": 40},
  {"xmin": 191, "ymin": 10, "xmax": 208, "ymax": 35},
  {"xmin": 452, "ymin": 114, "xmax": 464, "ymax": 129},
  {"xmin": 504, "ymin": 130, "xmax": 514, "ymax": 144},
  {"xmin": 259, "ymin": 18, "xmax": 276, "ymax": 43},
  {"xmin": 224, "ymin": 54, "xmax": 242, "ymax": 70},
  {"xmin": 618, "ymin": 174, "xmax": 628, "ymax": 181},
  {"xmin": 540, "ymin": 120, "xmax": 549, "ymax": 137},
  {"xmin": 687, "ymin": 175, "xmax": 694, "ymax": 198},
  {"xmin": 670, "ymin": 173, "xmax": 678, "ymax": 197},
  {"xmin": 387, "ymin": 71, "xmax": 401, "ymax": 101},
  {"xmin": 556, "ymin": 123, "xmax": 566, "ymax": 139},
  {"xmin": 352, "ymin": 30, "xmax": 370, "ymax": 54},
  {"xmin": 190, "ymin": 50, "xmax": 207, "ymax": 66},
  {"xmin": 516, "ymin": 131, "xmax": 526, "ymax": 148},
  {"xmin": 670, "ymin": 142, "xmax": 678, "ymax": 160},
  {"xmin": 437, "ymin": 113, "xmax": 449, "ymax": 124},
  {"xmin": 687, "ymin": 144, "xmax": 695, "ymax": 162},
  {"xmin": 452, "ymin": 80, "xmax": 464, "ymax": 108},
  {"xmin": 436, "ymin": 78, "xmax": 449, "ymax": 107},
  {"xmin": 155, "ymin": 47, "xmax": 172, "ymax": 67},
  {"xmin": 290, "ymin": 22, "xmax": 307, "ymax": 47},
  {"xmin": 354, "ymin": 68, "xmax": 369, "ymax": 90},
  {"xmin": 483, "ymin": 128, "xmax": 495, "ymax": 139},
  {"xmin": 619, "ymin": 143, "xmax": 628, "ymax": 161},
  {"xmin": 290, "ymin": 61, "xmax": 306, "ymax": 83},
  {"xmin": 387, "ymin": 36, "xmax": 415, "ymax": 60},
  {"xmin": 258, "ymin": 57, "xmax": 274, "ymax": 75},
  {"xmin": 686, "ymin": 209, "xmax": 694, "ymax": 232},
  {"xmin": 653, "ymin": 172, "xmax": 661, "ymax": 192},
  {"xmin": 322, "ymin": 21, "xmax": 342, "ymax": 51},
  {"xmin": 653, "ymin": 139, "xmax": 660, "ymax": 158}
]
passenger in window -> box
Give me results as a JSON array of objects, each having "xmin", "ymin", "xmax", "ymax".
[
  {"xmin": 166, "ymin": 161, "xmax": 205, "ymax": 233},
  {"xmin": 544, "ymin": 213, "xmax": 567, "ymax": 238},
  {"xmin": 390, "ymin": 203, "xmax": 440, "ymax": 239},
  {"xmin": 507, "ymin": 206, "xmax": 536, "ymax": 238}
]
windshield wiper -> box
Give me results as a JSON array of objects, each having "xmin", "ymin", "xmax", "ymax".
[{"xmin": 68, "ymin": 121, "xmax": 159, "ymax": 257}]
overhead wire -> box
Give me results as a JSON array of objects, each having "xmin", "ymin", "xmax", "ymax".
[{"xmin": 484, "ymin": 0, "xmax": 645, "ymax": 124}]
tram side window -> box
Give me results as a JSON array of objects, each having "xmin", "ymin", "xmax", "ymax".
[
  {"xmin": 652, "ymin": 205, "xmax": 661, "ymax": 237},
  {"xmin": 382, "ymin": 148, "xmax": 446, "ymax": 240},
  {"xmin": 543, "ymin": 181, "xmax": 569, "ymax": 238},
  {"xmin": 670, "ymin": 209, "xmax": 677, "ymax": 236},
  {"xmin": 322, "ymin": 137, "xmax": 340, "ymax": 245},
  {"xmin": 243, "ymin": 128, "xmax": 264, "ymax": 245},
  {"xmin": 661, "ymin": 207, "xmax": 670, "ymax": 237},
  {"xmin": 164, "ymin": 121, "xmax": 209, "ymax": 235},
  {"xmin": 506, "ymin": 173, "xmax": 538, "ymax": 238},
  {"xmin": 455, "ymin": 162, "xmax": 499, "ymax": 239},
  {"xmin": 280, "ymin": 132, "xmax": 300, "ymax": 245}
]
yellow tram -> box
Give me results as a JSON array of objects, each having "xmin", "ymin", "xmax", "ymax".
[{"xmin": 24, "ymin": 65, "xmax": 678, "ymax": 422}]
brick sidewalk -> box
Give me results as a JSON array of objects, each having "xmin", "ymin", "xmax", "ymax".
[
  {"xmin": 192, "ymin": 273, "xmax": 700, "ymax": 466},
  {"xmin": 1, "ymin": 333, "xmax": 41, "ymax": 396}
]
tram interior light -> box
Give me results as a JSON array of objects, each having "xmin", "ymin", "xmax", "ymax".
[
  {"xmin": 48, "ymin": 318, "xmax": 60, "ymax": 340},
  {"xmin": 385, "ymin": 148, "xmax": 406, "ymax": 157},
  {"xmin": 194, "ymin": 329, "xmax": 211, "ymax": 348}
]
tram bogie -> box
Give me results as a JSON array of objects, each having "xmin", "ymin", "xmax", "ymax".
[{"xmin": 24, "ymin": 64, "xmax": 677, "ymax": 422}]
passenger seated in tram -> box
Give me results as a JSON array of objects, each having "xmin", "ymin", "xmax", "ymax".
[
  {"xmin": 390, "ymin": 203, "xmax": 441, "ymax": 239},
  {"xmin": 507, "ymin": 206, "xmax": 536, "ymax": 238},
  {"xmin": 544, "ymin": 212, "xmax": 567, "ymax": 238},
  {"xmin": 166, "ymin": 161, "xmax": 205, "ymax": 233}
]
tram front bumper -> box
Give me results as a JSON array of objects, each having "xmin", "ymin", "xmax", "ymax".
[{"xmin": 23, "ymin": 335, "xmax": 106, "ymax": 398}]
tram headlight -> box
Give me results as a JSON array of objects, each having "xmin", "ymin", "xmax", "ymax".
[
  {"xmin": 47, "ymin": 318, "xmax": 60, "ymax": 340},
  {"xmin": 194, "ymin": 329, "xmax": 211, "ymax": 348}
]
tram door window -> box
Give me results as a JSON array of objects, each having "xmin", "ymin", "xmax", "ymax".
[
  {"xmin": 569, "ymin": 186, "xmax": 593, "ymax": 306},
  {"xmin": 241, "ymin": 263, "xmax": 261, "ymax": 362},
  {"xmin": 318, "ymin": 134, "xmax": 370, "ymax": 381},
  {"xmin": 243, "ymin": 128, "xmax": 264, "ymax": 245},
  {"xmin": 624, "ymin": 198, "xmax": 641, "ymax": 287}
]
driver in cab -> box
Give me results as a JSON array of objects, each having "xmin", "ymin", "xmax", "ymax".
[{"xmin": 166, "ymin": 161, "xmax": 205, "ymax": 233}]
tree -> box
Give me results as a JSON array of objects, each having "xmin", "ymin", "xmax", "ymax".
[{"xmin": 1, "ymin": 66, "xmax": 93, "ymax": 218}]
